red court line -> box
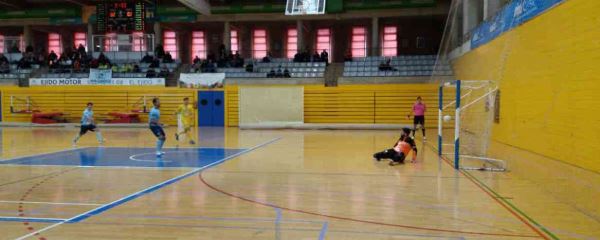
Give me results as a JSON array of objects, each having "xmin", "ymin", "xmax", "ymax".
[
  {"xmin": 198, "ymin": 173, "xmax": 541, "ymax": 238},
  {"xmin": 424, "ymin": 143, "xmax": 551, "ymax": 240}
]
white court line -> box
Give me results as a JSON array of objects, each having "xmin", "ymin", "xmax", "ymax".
[
  {"xmin": 0, "ymin": 216, "xmax": 67, "ymax": 221},
  {"xmin": 0, "ymin": 164, "xmax": 194, "ymax": 171},
  {"xmin": 128, "ymin": 149, "xmax": 224, "ymax": 162},
  {"xmin": 13, "ymin": 137, "xmax": 282, "ymax": 240},
  {"xmin": 0, "ymin": 200, "xmax": 102, "ymax": 206}
]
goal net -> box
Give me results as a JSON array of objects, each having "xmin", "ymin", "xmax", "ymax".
[{"xmin": 439, "ymin": 80, "xmax": 506, "ymax": 171}]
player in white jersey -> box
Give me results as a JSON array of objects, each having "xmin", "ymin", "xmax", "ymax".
[{"xmin": 72, "ymin": 102, "xmax": 104, "ymax": 146}]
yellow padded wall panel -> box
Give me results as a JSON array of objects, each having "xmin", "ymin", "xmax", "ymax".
[{"xmin": 452, "ymin": 0, "xmax": 600, "ymax": 172}]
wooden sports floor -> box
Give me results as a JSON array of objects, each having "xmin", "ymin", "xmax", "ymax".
[{"xmin": 0, "ymin": 127, "xmax": 597, "ymax": 240}]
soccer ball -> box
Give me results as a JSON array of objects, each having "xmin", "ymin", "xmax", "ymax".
[{"xmin": 443, "ymin": 115, "xmax": 452, "ymax": 122}]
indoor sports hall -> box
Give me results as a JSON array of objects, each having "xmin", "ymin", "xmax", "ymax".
[{"xmin": 0, "ymin": 0, "xmax": 597, "ymax": 239}]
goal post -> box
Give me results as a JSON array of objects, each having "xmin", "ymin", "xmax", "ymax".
[{"xmin": 438, "ymin": 80, "xmax": 507, "ymax": 172}]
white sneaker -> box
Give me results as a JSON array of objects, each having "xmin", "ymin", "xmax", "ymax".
[
  {"xmin": 156, "ymin": 151, "xmax": 165, "ymax": 157},
  {"xmin": 423, "ymin": 136, "xmax": 427, "ymax": 140}
]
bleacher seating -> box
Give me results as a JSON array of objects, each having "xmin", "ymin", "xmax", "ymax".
[
  {"xmin": 196, "ymin": 58, "xmax": 326, "ymax": 78},
  {"xmin": 0, "ymin": 64, "xmax": 40, "ymax": 80},
  {"xmin": 92, "ymin": 51, "xmax": 181, "ymax": 65},
  {"xmin": 40, "ymin": 51, "xmax": 180, "ymax": 78},
  {"xmin": 343, "ymin": 55, "xmax": 453, "ymax": 77}
]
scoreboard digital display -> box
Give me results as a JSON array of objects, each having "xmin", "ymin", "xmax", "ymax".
[{"xmin": 97, "ymin": 1, "xmax": 146, "ymax": 33}]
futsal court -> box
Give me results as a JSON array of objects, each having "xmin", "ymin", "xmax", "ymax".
[
  {"xmin": 0, "ymin": 0, "xmax": 598, "ymax": 239},
  {"xmin": 0, "ymin": 127, "xmax": 596, "ymax": 240}
]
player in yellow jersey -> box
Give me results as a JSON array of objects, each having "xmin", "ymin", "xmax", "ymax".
[{"xmin": 175, "ymin": 97, "xmax": 196, "ymax": 145}]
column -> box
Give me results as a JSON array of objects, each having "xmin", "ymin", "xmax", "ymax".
[
  {"xmin": 23, "ymin": 25, "xmax": 32, "ymax": 48},
  {"xmin": 484, "ymin": 0, "xmax": 502, "ymax": 20},
  {"xmin": 87, "ymin": 22, "xmax": 93, "ymax": 52},
  {"xmin": 296, "ymin": 20, "xmax": 304, "ymax": 53},
  {"xmin": 153, "ymin": 22, "xmax": 162, "ymax": 46},
  {"xmin": 463, "ymin": 0, "xmax": 483, "ymax": 35},
  {"xmin": 223, "ymin": 21, "xmax": 231, "ymax": 51},
  {"xmin": 371, "ymin": 17, "xmax": 379, "ymax": 56}
]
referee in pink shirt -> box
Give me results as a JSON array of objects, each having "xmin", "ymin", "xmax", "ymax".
[{"xmin": 411, "ymin": 96, "xmax": 426, "ymax": 139}]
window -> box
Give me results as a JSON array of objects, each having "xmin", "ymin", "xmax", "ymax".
[
  {"xmin": 104, "ymin": 33, "xmax": 117, "ymax": 51},
  {"xmin": 163, "ymin": 31, "xmax": 178, "ymax": 59},
  {"xmin": 0, "ymin": 35, "xmax": 4, "ymax": 54},
  {"xmin": 252, "ymin": 29, "xmax": 267, "ymax": 59},
  {"xmin": 191, "ymin": 31, "xmax": 206, "ymax": 60},
  {"xmin": 132, "ymin": 32, "xmax": 146, "ymax": 51},
  {"xmin": 230, "ymin": 30, "xmax": 239, "ymax": 53},
  {"xmin": 381, "ymin": 26, "xmax": 397, "ymax": 56},
  {"xmin": 286, "ymin": 28, "xmax": 298, "ymax": 59},
  {"xmin": 48, "ymin": 33, "xmax": 62, "ymax": 56},
  {"xmin": 74, "ymin": 32, "xmax": 87, "ymax": 51},
  {"xmin": 315, "ymin": 28, "xmax": 331, "ymax": 62},
  {"xmin": 351, "ymin": 27, "xmax": 366, "ymax": 58}
]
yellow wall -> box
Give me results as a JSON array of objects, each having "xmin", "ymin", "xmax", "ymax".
[
  {"xmin": 1, "ymin": 86, "xmax": 197, "ymax": 125},
  {"xmin": 226, "ymin": 84, "xmax": 446, "ymax": 127},
  {"xmin": 452, "ymin": 0, "xmax": 600, "ymax": 172}
]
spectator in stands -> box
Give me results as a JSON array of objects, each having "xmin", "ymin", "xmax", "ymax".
[
  {"xmin": 146, "ymin": 68, "xmax": 156, "ymax": 78},
  {"xmin": 163, "ymin": 51, "xmax": 174, "ymax": 63},
  {"xmin": 206, "ymin": 59, "xmax": 217, "ymax": 73},
  {"xmin": 267, "ymin": 68, "xmax": 275, "ymax": 78},
  {"xmin": 48, "ymin": 51, "xmax": 58, "ymax": 65},
  {"xmin": 58, "ymin": 54, "xmax": 71, "ymax": 70},
  {"xmin": 77, "ymin": 44, "xmax": 86, "ymax": 57},
  {"xmin": 18, "ymin": 53, "xmax": 33, "ymax": 69},
  {"xmin": 98, "ymin": 52, "xmax": 111, "ymax": 66},
  {"xmin": 245, "ymin": 62, "xmax": 254, "ymax": 72},
  {"xmin": 133, "ymin": 64, "xmax": 141, "ymax": 73},
  {"xmin": 312, "ymin": 51, "xmax": 321, "ymax": 62},
  {"xmin": 154, "ymin": 44, "xmax": 165, "ymax": 59},
  {"xmin": 320, "ymin": 49, "xmax": 329, "ymax": 63},
  {"xmin": 233, "ymin": 51, "xmax": 243, "ymax": 67},
  {"xmin": 262, "ymin": 52, "xmax": 272, "ymax": 63},
  {"xmin": 73, "ymin": 59, "xmax": 82, "ymax": 73},
  {"xmin": 193, "ymin": 56, "xmax": 201, "ymax": 65},
  {"xmin": 26, "ymin": 45, "xmax": 33, "ymax": 53},
  {"xmin": 284, "ymin": 68, "xmax": 291, "ymax": 78},
  {"xmin": 293, "ymin": 52, "xmax": 302, "ymax": 62},
  {"xmin": 0, "ymin": 61, "xmax": 9, "ymax": 74},
  {"xmin": 276, "ymin": 65, "xmax": 283, "ymax": 77},
  {"xmin": 379, "ymin": 58, "xmax": 395, "ymax": 71},
  {"xmin": 158, "ymin": 67, "xmax": 169, "ymax": 78},
  {"xmin": 141, "ymin": 53, "xmax": 153, "ymax": 63},
  {"xmin": 89, "ymin": 58, "xmax": 99, "ymax": 69},
  {"xmin": 9, "ymin": 43, "xmax": 20, "ymax": 53},
  {"xmin": 219, "ymin": 44, "xmax": 227, "ymax": 59},
  {"xmin": 0, "ymin": 54, "xmax": 8, "ymax": 65},
  {"xmin": 149, "ymin": 57, "xmax": 160, "ymax": 68},
  {"xmin": 344, "ymin": 51, "xmax": 353, "ymax": 62}
]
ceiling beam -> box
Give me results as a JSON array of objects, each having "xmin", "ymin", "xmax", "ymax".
[
  {"xmin": 0, "ymin": 0, "xmax": 25, "ymax": 9},
  {"xmin": 63, "ymin": 0, "xmax": 87, "ymax": 7},
  {"xmin": 177, "ymin": 0, "xmax": 211, "ymax": 15}
]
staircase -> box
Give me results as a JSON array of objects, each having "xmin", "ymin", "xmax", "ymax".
[
  {"xmin": 167, "ymin": 64, "xmax": 189, "ymax": 87},
  {"xmin": 324, "ymin": 62, "xmax": 344, "ymax": 87}
]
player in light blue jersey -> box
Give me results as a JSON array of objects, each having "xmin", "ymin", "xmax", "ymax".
[
  {"xmin": 149, "ymin": 97, "xmax": 166, "ymax": 156},
  {"xmin": 72, "ymin": 102, "xmax": 104, "ymax": 146}
]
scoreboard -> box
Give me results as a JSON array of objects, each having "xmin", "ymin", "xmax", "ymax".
[{"xmin": 97, "ymin": 1, "xmax": 146, "ymax": 33}]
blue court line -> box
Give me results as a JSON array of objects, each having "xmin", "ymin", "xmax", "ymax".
[
  {"xmin": 275, "ymin": 207, "xmax": 282, "ymax": 240},
  {"xmin": 275, "ymin": 207, "xmax": 282, "ymax": 224},
  {"xmin": 74, "ymin": 221, "xmax": 466, "ymax": 239},
  {"xmin": 0, "ymin": 216, "xmax": 66, "ymax": 223},
  {"xmin": 14, "ymin": 137, "xmax": 282, "ymax": 240},
  {"xmin": 318, "ymin": 221, "xmax": 329, "ymax": 240}
]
